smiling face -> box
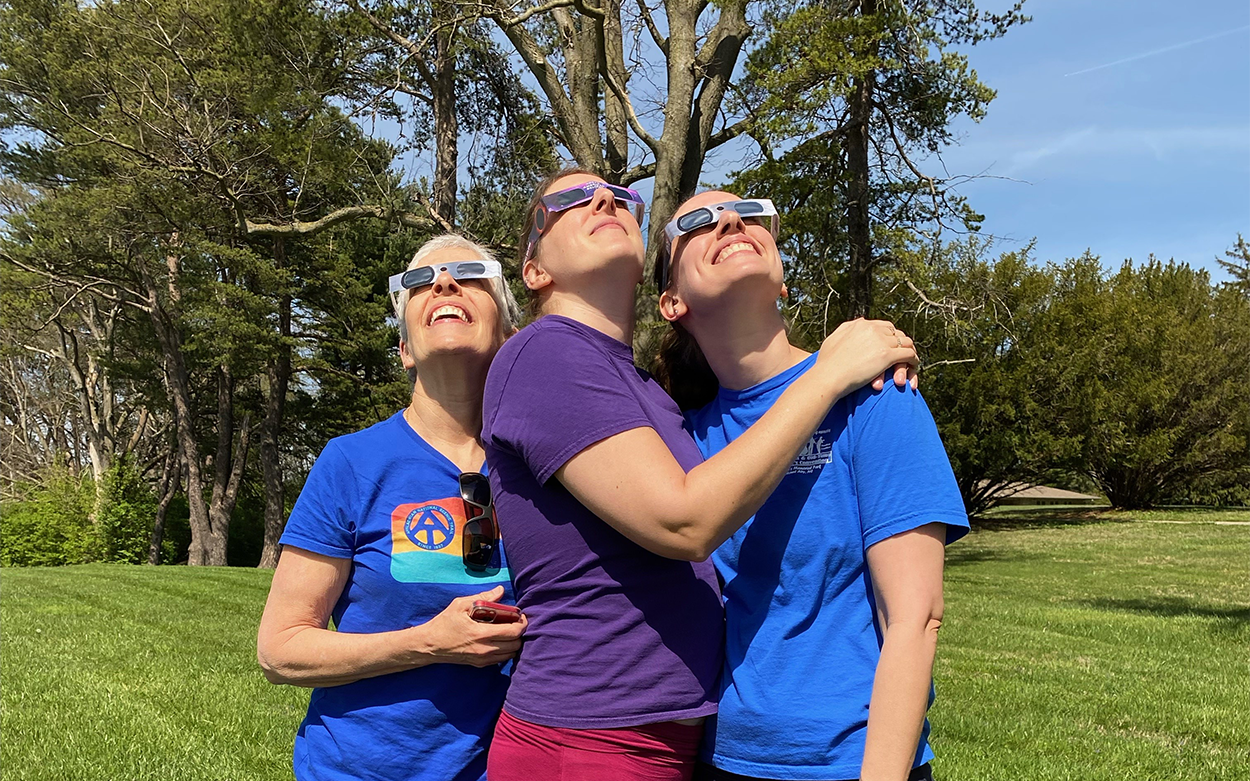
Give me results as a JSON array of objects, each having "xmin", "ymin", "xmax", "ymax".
[
  {"xmin": 399, "ymin": 246, "xmax": 507, "ymax": 374},
  {"xmin": 522, "ymin": 173, "xmax": 646, "ymax": 302},
  {"xmin": 659, "ymin": 191, "xmax": 785, "ymax": 324}
]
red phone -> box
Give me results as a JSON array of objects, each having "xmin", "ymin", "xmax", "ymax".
[{"xmin": 470, "ymin": 600, "xmax": 522, "ymax": 624}]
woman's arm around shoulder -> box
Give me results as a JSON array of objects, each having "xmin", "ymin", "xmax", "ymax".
[{"xmin": 556, "ymin": 318, "xmax": 920, "ymax": 561}]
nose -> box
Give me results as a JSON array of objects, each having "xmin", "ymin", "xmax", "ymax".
[
  {"xmin": 430, "ymin": 269, "xmax": 462, "ymax": 296},
  {"xmin": 714, "ymin": 208, "xmax": 747, "ymax": 237},
  {"xmin": 589, "ymin": 186, "xmax": 618, "ymax": 215}
]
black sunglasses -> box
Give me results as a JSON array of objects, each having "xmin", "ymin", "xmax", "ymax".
[{"xmin": 459, "ymin": 472, "xmax": 499, "ymax": 572}]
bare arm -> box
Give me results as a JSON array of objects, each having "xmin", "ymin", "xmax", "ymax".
[
  {"xmin": 860, "ymin": 523, "xmax": 948, "ymax": 781},
  {"xmin": 256, "ymin": 547, "xmax": 526, "ymax": 687},
  {"xmin": 556, "ymin": 319, "xmax": 918, "ymax": 561}
]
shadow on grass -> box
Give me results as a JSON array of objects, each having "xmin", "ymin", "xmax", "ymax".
[
  {"xmin": 945, "ymin": 546, "xmax": 1048, "ymax": 568},
  {"xmin": 1080, "ymin": 596, "xmax": 1250, "ymax": 639},
  {"xmin": 971, "ymin": 507, "xmax": 1120, "ymax": 532}
]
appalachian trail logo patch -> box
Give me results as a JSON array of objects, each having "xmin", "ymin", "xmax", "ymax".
[
  {"xmin": 403, "ymin": 504, "xmax": 456, "ymax": 550},
  {"xmin": 389, "ymin": 499, "xmax": 509, "ymax": 585}
]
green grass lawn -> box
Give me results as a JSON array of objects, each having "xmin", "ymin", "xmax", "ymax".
[{"xmin": 2, "ymin": 516, "xmax": 1247, "ymax": 780}]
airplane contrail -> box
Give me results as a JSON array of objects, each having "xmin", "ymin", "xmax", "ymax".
[{"xmin": 1064, "ymin": 24, "xmax": 1250, "ymax": 77}]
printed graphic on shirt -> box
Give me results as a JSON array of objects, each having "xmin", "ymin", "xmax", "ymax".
[
  {"xmin": 390, "ymin": 499, "xmax": 510, "ymax": 585},
  {"xmin": 788, "ymin": 429, "xmax": 834, "ymax": 475}
]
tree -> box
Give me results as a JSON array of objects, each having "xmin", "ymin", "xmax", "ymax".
[
  {"xmin": 1218, "ymin": 234, "xmax": 1250, "ymax": 294},
  {"xmin": 1044, "ymin": 257, "xmax": 1249, "ymax": 509},
  {"xmin": 1, "ymin": 0, "xmax": 402, "ymax": 564},
  {"xmin": 730, "ymin": 0, "xmax": 1026, "ymax": 318},
  {"xmin": 466, "ymin": 0, "xmax": 763, "ymax": 251},
  {"xmin": 875, "ymin": 239, "xmax": 1077, "ymax": 515}
]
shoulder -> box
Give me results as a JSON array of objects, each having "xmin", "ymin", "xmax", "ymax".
[
  {"xmin": 307, "ymin": 414, "xmax": 415, "ymax": 486},
  {"xmin": 325, "ymin": 413, "xmax": 403, "ymax": 456},
  {"xmin": 847, "ymin": 382, "xmax": 929, "ymax": 420},
  {"xmin": 488, "ymin": 317, "xmax": 619, "ymax": 387}
]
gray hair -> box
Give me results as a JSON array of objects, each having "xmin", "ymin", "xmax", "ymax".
[{"xmin": 392, "ymin": 234, "xmax": 522, "ymax": 341}]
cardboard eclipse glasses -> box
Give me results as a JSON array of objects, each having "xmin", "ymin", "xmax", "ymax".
[
  {"xmin": 524, "ymin": 182, "xmax": 646, "ymax": 261},
  {"xmin": 656, "ymin": 198, "xmax": 779, "ymax": 291}
]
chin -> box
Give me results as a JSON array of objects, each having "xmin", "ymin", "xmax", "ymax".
[
  {"xmin": 420, "ymin": 335, "xmax": 493, "ymax": 359},
  {"xmin": 705, "ymin": 267, "xmax": 783, "ymax": 304}
]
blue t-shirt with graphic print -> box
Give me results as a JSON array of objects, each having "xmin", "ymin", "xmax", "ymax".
[
  {"xmin": 686, "ymin": 355, "xmax": 969, "ymax": 780},
  {"xmin": 279, "ymin": 410, "xmax": 514, "ymax": 781}
]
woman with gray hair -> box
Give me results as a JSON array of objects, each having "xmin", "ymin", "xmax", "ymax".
[{"xmin": 258, "ymin": 234, "xmax": 524, "ymax": 781}]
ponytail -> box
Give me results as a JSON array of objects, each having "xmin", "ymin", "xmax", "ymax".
[{"xmin": 651, "ymin": 322, "xmax": 720, "ymax": 411}]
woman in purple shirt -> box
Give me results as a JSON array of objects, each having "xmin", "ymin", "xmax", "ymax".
[{"xmin": 481, "ymin": 168, "xmax": 918, "ymax": 780}]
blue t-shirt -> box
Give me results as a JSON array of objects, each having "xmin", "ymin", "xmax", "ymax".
[
  {"xmin": 686, "ymin": 355, "xmax": 969, "ymax": 780},
  {"xmin": 279, "ymin": 411, "xmax": 514, "ymax": 781}
]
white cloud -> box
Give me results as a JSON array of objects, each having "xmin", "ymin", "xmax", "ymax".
[{"xmin": 998, "ymin": 125, "xmax": 1250, "ymax": 175}]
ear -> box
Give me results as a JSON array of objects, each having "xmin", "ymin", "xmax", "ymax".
[
  {"xmin": 522, "ymin": 258, "xmax": 552, "ymax": 292},
  {"xmin": 658, "ymin": 289, "xmax": 688, "ymax": 323},
  {"xmin": 399, "ymin": 337, "xmax": 417, "ymax": 371},
  {"xmin": 780, "ymin": 283, "xmax": 789, "ymax": 300}
]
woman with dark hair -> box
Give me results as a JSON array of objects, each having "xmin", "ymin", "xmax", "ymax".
[
  {"xmin": 654, "ymin": 191, "xmax": 969, "ymax": 781},
  {"xmin": 257, "ymin": 234, "xmax": 526, "ymax": 781},
  {"xmin": 480, "ymin": 169, "xmax": 919, "ymax": 780}
]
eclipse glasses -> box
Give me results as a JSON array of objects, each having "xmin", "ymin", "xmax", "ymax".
[
  {"xmin": 387, "ymin": 259, "xmax": 502, "ymax": 313},
  {"xmin": 656, "ymin": 198, "xmax": 779, "ymax": 291},
  {"xmin": 524, "ymin": 182, "xmax": 646, "ymax": 262}
]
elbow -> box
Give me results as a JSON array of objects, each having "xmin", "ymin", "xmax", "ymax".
[
  {"xmin": 883, "ymin": 597, "xmax": 945, "ymax": 641},
  {"xmin": 665, "ymin": 526, "xmax": 718, "ymax": 562},
  {"xmin": 256, "ymin": 639, "xmax": 294, "ymax": 685}
]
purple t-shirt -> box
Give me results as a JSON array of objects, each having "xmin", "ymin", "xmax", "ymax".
[{"xmin": 482, "ymin": 314, "xmax": 724, "ymax": 729}]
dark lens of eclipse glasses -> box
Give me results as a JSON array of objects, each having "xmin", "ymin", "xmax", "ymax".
[
  {"xmin": 676, "ymin": 208, "xmax": 715, "ymax": 233},
  {"xmin": 401, "ymin": 262, "xmax": 488, "ymax": 290},
  {"xmin": 402, "ymin": 266, "xmax": 435, "ymax": 288}
]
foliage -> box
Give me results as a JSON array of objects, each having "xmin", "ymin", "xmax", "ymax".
[
  {"xmin": 94, "ymin": 457, "xmax": 158, "ymax": 565},
  {"xmin": 1216, "ymin": 234, "xmax": 1250, "ymax": 294},
  {"xmin": 729, "ymin": 0, "xmax": 1027, "ymax": 316},
  {"xmin": 1043, "ymin": 258, "xmax": 1250, "ymax": 509},
  {"xmin": 0, "ymin": 468, "xmax": 97, "ymax": 567},
  {"xmin": 879, "ymin": 240, "xmax": 1078, "ymax": 515}
]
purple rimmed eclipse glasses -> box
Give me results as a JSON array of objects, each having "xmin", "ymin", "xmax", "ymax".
[{"xmin": 524, "ymin": 182, "xmax": 646, "ymax": 262}]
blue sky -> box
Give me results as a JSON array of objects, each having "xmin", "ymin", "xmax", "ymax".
[
  {"xmin": 923, "ymin": 0, "xmax": 1249, "ymax": 279},
  {"xmin": 382, "ymin": 0, "xmax": 1249, "ymax": 279}
]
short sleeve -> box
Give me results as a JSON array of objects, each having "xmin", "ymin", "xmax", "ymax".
[
  {"xmin": 279, "ymin": 440, "xmax": 358, "ymax": 558},
  {"xmin": 848, "ymin": 383, "xmax": 970, "ymax": 549},
  {"xmin": 484, "ymin": 324, "xmax": 652, "ymax": 484}
]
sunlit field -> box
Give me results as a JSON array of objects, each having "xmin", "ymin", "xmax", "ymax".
[{"xmin": 2, "ymin": 511, "xmax": 1247, "ymax": 780}]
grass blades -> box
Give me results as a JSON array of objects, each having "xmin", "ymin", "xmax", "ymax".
[{"xmin": 2, "ymin": 514, "xmax": 1248, "ymax": 780}]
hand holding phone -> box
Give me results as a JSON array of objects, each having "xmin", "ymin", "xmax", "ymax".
[{"xmin": 470, "ymin": 600, "xmax": 522, "ymax": 624}]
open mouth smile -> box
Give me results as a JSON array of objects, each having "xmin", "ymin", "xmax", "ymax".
[
  {"xmin": 713, "ymin": 241, "xmax": 757, "ymax": 265},
  {"xmin": 428, "ymin": 304, "xmax": 472, "ymax": 326}
]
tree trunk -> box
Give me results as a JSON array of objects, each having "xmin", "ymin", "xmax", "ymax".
[
  {"xmin": 144, "ymin": 276, "xmax": 213, "ymax": 566},
  {"xmin": 844, "ymin": 0, "xmax": 878, "ymax": 319},
  {"xmin": 258, "ymin": 241, "xmax": 292, "ymax": 569},
  {"xmin": 148, "ymin": 448, "xmax": 181, "ymax": 565},
  {"xmin": 204, "ymin": 366, "xmax": 251, "ymax": 566},
  {"xmin": 431, "ymin": 0, "xmax": 457, "ymax": 226}
]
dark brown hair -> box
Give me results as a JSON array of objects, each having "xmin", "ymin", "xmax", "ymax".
[
  {"xmin": 649, "ymin": 192, "xmax": 721, "ymax": 411},
  {"xmin": 516, "ymin": 165, "xmax": 600, "ymax": 319}
]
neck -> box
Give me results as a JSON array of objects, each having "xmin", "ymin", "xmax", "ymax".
[
  {"xmin": 543, "ymin": 285, "xmax": 636, "ymax": 346},
  {"xmin": 404, "ymin": 355, "xmax": 489, "ymax": 469},
  {"xmin": 686, "ymin": 300, "xmax": 807, "ymax": 391}
]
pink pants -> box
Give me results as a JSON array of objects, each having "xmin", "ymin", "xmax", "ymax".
[{"xmin": 487, "ymin": 709, "xmax": 704, "ymax": 781}]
